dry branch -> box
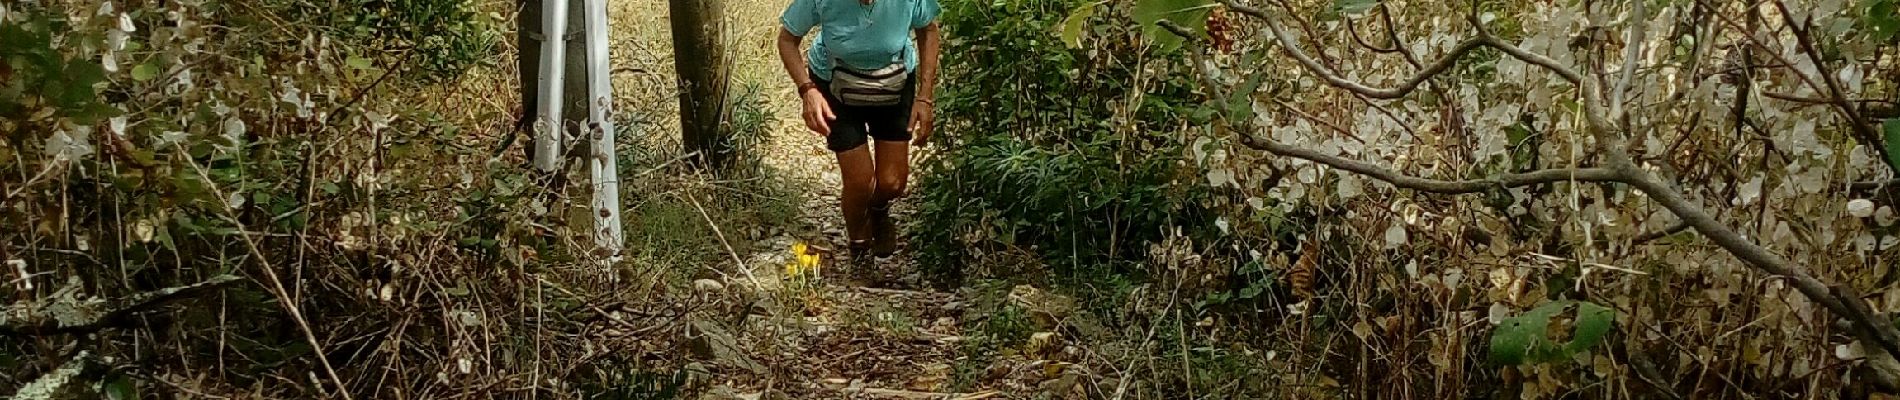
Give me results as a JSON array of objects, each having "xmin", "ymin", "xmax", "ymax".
[
  {"xmin": 0, "ymin": 275, "xmax": 243, "ymax": 336},
  {"xmin": 1632, "ymin": 220, "xmax": 1692, "ymax": 244},
  {"xmin": 1238, "ymin": 134, "xmax": 1623, "ymax": 193},
  {"xmin": 1851, "ymin": 179, "xmax": 1900, "ymax": 192}
]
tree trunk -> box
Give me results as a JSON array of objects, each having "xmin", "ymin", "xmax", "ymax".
[{"xmin": 669, "ymin": 0, "xmax": 730, "ymax": 169}]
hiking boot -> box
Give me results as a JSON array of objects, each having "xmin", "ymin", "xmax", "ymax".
[
  {"xmin": 847, "ymin": 240, "xmax": 876, "ymax": 270},
  {"xmin": 870, "ymin": 204, "xmax": 898, "ymax": 257},
  {"xmin": 847, "ymin": 239, "xmax": 891, "ymax": 286}
]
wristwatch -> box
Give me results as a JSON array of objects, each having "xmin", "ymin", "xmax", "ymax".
[{"xmin": 797, "ymin": 81, "xmax": 820, "ymax": 94}]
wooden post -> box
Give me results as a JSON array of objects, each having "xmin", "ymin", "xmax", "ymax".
[{"xmin": 668, "ymin": 0, "xmax": 730, "ymax": 169}]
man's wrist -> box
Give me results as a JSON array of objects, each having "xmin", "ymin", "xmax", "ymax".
[{"xmin": 797, "ymin": 81, "xmax": 820, "ymax": 95}]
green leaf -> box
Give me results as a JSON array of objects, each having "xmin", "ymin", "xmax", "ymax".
[
  {"xmin": 1058, "ymin": 2, "xmax": 1099, "ymax": 49},
  {"xmin": 1489, "ymin": 300, "xmax": 1618, "ymax": 365},
  {"xmin": 1565, "ymin": 301, "xmax": 1614, "ymax": 355},
  {"xmin": 1865, "ymin": 0, "xmax": 1900, "ymax": 41},
  {"xmin": 1884, "ymin": 118, "xmax": 1900, "ymax": 172},
  {"xmin": 347, "ymin": 56, "xmax": 375, "ymax": 70},
  {"xmin": 1134, "ymin": 0, "xmax": 1215, "ymax": 52},
  {"xmin": 1226, "ymin": 70, "xmax": 1266, "ymax": 124},
  {"xmin": 1334, "ymin": 0, "xmax": 1382, "ymax": 15},
  {"xmin": 103, "ymin": 374, "xmax": 138, "ymax": 400},
  {"xmin": 1489, "ymin": 301, "xmax": 1565, "ymax": 365},
  {"xmin": 131, "ymin": 63, "xmax": 159, "ymax": 81}
]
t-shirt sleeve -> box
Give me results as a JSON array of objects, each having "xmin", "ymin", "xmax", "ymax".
[
  {"xmin": 910, "ymin": 0, "xmax": 941, "ymax": 29},
  {"xmin": 782, "ymin": 0, "xmax": 819, "ymax": 36}
]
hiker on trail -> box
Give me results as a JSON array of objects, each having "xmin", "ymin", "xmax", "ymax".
[{"xmin": 775, "ymin": 0, "xmax": 941, "ymax": 264}]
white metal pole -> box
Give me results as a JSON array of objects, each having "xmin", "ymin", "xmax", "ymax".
[
  {"xmin": 581, "ymin": 0, "xmax": 623, "ymax": 257},
  {"xmin": 532, "ymin": 0, "xmax": 568, "ymax": 172}
]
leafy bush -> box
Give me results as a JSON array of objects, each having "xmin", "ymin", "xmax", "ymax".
[
  {"xmin": 272, "ymin": 0, "xmax": 500, "ymax": 81},
  {"xmin": 723, "ymin": 80, "xmax": 779, "ymax": 176},
  {"xmin": 913, "ymin": 0, "xmax": 1218, "ymax": 283}
]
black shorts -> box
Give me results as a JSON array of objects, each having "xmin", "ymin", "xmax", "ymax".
[{"xmin": 814, "ymin": 71, "xmax": 916, "ymax": 152}]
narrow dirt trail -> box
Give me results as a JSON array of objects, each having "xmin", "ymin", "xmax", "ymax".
[{"xmin": 613, "ymin": 2, "xmax": 1004, "ymax": 397}]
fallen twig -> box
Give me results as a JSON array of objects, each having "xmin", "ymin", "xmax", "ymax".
[
  {"xmin": 0, "ymin": 275, "xmax": 243, "ymax": 336},
  {"xmin": 682, "ymin": 191, "xmax": 765, "ymax": 293}
]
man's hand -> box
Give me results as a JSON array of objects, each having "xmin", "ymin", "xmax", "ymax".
[
  {"xmin": 801, "ymin": 89, "xmax": 835, "ymax": 136},
  {"xmin": 908, "ymin": 100, "xmax": 935, "ymax": 146}
]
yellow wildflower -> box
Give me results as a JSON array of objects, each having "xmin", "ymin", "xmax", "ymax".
[
  {"xmin": 786, "ymin": 242, "xmax": 823, "ymax": 279},
  {"xmin": 801, "ymin": 252, "xmax": 822, "ymax": 278}
]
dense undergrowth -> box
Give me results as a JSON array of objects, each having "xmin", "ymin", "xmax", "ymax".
[
  {"xmin": 914, "ymin": 0, "xmax": 1900, "ymax": 398},
  {"xmin": 1, "ymin": 0, "xmax": 800, "ymax": 398},
  {"xmin": 914, "ymin": 0, "xmax": 1313, "ymax": 396}
]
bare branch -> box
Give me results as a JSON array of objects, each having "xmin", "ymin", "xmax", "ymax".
[
  {"xmin": 1257, "ymin": 10, "xmax": 1485, "ymax": 99},
  {"xmin": 1223, "ymin": 0, "xmax": 1583, "ymax": 100},
  {"xmin": 1238, "ymin": 134, "xmax": 1623, "ymax": 193},
  {"xmin": 1851, "ymin": 179, "xmax": 1900, "ymax": 192},
  {"xmin": 1477, "ymin": 35, "xmax": 1587, "ymax": 84},
  {"xmin": 1610, "ymin": 0, "xmax": 1647, "ymax": 122},
  {"xmin": 1761, "ymin": 91, "xmax": 1885, "ymax": 105},
  {"xmin": 0, "ymin": 275, "xmax": 244, "ymax": 336},
  {"xmin": 1632, "ymin": 220, "xmax": 1691, "ymax": 244},
  {"xmin": 1347, "ymin": 16, "xmax": 1400, "ymax": 53}
]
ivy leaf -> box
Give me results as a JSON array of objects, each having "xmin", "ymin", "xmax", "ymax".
[
  {"xmin": 1134, "ymin": 0, "xmax": 1215, "ymax": 52},
  {"xmin": 1884, "ymin": 118, "xmax": 1900, "ymax": 172},
  {"xmin": 1058, "ymin": 2, "xmax": 1099, "ymax": 49}
]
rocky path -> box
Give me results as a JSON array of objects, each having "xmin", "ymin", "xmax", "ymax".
[{"xmin": 614, "ymin": 2, "xmax": 1057, "ymax": 396}]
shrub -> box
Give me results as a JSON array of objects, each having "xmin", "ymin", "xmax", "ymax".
[
  {"xmin": 272, "ymin": 0, "xmax": 501, "ymax": 81},
  {"xmin": 913, "ymin": 0, "xmax": 1215, "ymax": 283}
]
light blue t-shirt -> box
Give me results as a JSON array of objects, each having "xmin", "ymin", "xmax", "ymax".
[{"xmin": 782, "ymin": 0, "xmax": 941, "ymax": 81}]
